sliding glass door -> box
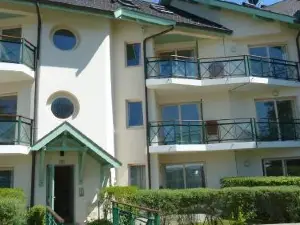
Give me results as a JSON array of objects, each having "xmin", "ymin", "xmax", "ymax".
[
  {"xmin": 0, "ymin": 96, "xmax": 17, "ymax": 144},
  {"xmin": 161, "ymin": 103, "xmax": 201, "ymax": 144},
  {"xmin": 249, "ymin": 46, "xmax": 287, "ymax": 78},
  {"xmin": 255, "ymin": 99, "xmax": 296, "ymax": 141},
  {"xmin": 158, "ymin": 49, "xmax": 197, "ymax": 78}
]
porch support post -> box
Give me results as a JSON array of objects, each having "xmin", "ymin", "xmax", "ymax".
[
  {"xmin": 100, "ymin": 164, "xmax": 111, "ymax": 188},
  {"xmin": 39, "ymin": 146, "xmax": 46, "ymax": 187},
  {"xmin": 78, "ymin": 148, "xmax": 87, "ymax": 185}
]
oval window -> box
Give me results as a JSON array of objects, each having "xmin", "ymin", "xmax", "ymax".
[
  {"xmin": 51, "ymin": 97, "xmax": 74, "ymax": 119},
  {"xmin": 53, "ymin": 29, "xmax": 77, "ymax": 50}
]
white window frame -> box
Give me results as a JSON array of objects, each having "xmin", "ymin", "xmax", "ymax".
[
  {"xmin": 125, "ymin": 42, "xmax": 141, "ymax": 67},
  {"xmin": 0, "ymin": 168, "xmax": 13, "ymax": 188},
  {"xmin": 163, "ymin": 162, "xmax": 206, "ymax": 189},
  {"xmin": 126, "ymin": 100, "xmax": 144, "ymax": 129},
  {"xmin": 128, "ymin": 164, "xmax": 146, "ymax": 189}
]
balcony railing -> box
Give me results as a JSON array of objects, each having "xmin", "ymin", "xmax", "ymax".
[
  {"xmin": 0, "ymin": 35, "xmax": 36, "ymax": 69},
  {"xmin": 0, "ymin": 115, "xmax": 33, "ymax": 146},
  {"xmin": 148, "ymin": 118, "xmax": 300, "ymax": 145},
  {"xmin": 146, "ymin": 55, "xmax": 300, "ymax": 81}
]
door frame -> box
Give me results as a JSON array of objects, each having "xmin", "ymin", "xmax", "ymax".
[{"xmin": 46, "ymin": 164, "xmax": 75, "ymax": 223}]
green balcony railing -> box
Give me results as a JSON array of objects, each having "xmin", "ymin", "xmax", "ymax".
[
  {"xmin": 146, "ymin": 55, "xmax": 299, "ymax": 81},
  {"xmin": 0, "ymin": 115, "xmax": 33, "ymax": 146},
  {"xmin": 148, "ymin": 118, "xmax": 300, "ymax": 145},
  {"xmin": 46, "ymin": 206, "xmax": 64, "ymax": 225},
  {"xmin": 112, "ymin": 201, "xmax": 160, "ymax": 225},
  {"xmin": 0, "ymin": 35, "xmax": 36, "ymax": 69}
]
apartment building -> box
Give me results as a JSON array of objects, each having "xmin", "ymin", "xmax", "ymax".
[{"xmin": 0, "ymin": 0, "xmax": 299, "ymax": 223}]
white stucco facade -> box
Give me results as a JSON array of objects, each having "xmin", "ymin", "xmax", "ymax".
[{"xmin": 0, "ymin": 0, "xmax": 300, "ymax": 223}]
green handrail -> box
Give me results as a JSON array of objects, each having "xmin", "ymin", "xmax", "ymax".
[
  {"xmin": 0, "ymin": 35, "xmax": 36, "ymax": 69},
  {"xmin": 112, "ymin": 201, "xmax": 160, "ymax": 225},
  {"xmin": 0, "ymin": 114, "xmax": 33, "ymax": 146}
]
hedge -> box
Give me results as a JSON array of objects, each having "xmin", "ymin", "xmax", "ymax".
[
  {"xmin": 100, "ymin": 186, "xmax": 300, "ymax": 224},
  {"xmin": 220, "ymin": 176, "xmax": 300, "ymax": 188},
  {"xmin": 27, "ymin": 205, "xmax": 46, "ymax": 225},
  {"xmin": 0, "ymin": 188, "xmax": 27, "ymax": 225}
]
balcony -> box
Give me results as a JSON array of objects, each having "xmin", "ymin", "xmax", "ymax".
[
  {"xmin": 0, "ymin": 115, "xmax": 33, "ymax": 154},
  {"xmin": 0, "ymin": 35, "xmax": 36, "ymax": 83},
  {"xmin": 146, "ymin": 55, "xmax": 300, "ymax": 90},
  {"xmin": 148, "ymin": 118, "xmax": 300, "ymax": 153}
]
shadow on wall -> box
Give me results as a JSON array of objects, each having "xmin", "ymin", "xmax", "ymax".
[{"xmin": 41, "ymin": 26, "xmax": 109, "ymax": 77}]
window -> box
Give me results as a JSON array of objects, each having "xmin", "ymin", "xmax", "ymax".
[
  {"xmin": 127, "ymin": 101, "xmax": 143, "ymax": 127},
  {"xmin": 263, "ymin": 158, "xmax": 300, "ymax": 176},
  {"xmin": 249, "ymin": 45, "xmax": 288, "ymax": 78},
  {"xmin": 255, "ymin": 99, "xmax": 295, "ymax": 141},
  {"xmin": 0, "ymin": 28, "xmax": 22, "ymax": 63},
  {"xmin": 129, "ymin": 165, "xmax": 146, "ymax": 188},
  {"xmin": 161, "ymin": 103, "xmax": 201, "ymax": 144},
  {"xmin": 51, "ymin": 97, "xmax": 74, "ymax": 119},
  {"xmin": 0, "ymin": 170, "xmax": 13, "ymax": 188},
  {"xmin": 164, "ymin": 163, "xmax": 205, "ymax": 189},
  {"xmin": 53, "ymin": 29, "xmax": 77, "ymax": 51},
  {"xmin": 126, "ymin": 43, "xmax": 141, "ymax": 66}
]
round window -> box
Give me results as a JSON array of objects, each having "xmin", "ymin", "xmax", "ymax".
[
  {"xmin": 53, "ymin": 29, "xmax": 77, "ymax": 50},
  {"xmin": 51, "ymin": 97, "xmax": 74, "ymax": 119}
]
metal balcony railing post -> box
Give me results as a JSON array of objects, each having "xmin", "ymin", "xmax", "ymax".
[
  {"xmin": 250, "ymin": 118, "xmax": 255, "ymax": 141},
  {"xmin": 244, "ymin": 55, "xmax": 250, "ymax": 77},
  {"xmin": 112, "ymin": 202, "xmax": 119, "ymax": 225},
  {"xmin": 202, "ymin": 120, "xmax": 206, "ymax": 144},
  {"xmin": 17, "ymin": 116, "xmax": 21, "ymax": 145},
  {"xmin": 20, "ymin": 39, "xmax": 24, "ymax": 65},
  {"xmin": 297, "ymin": 62, "xmax": 300, "ymax": 81},
  {"xmin": 253, "ymin": 118, "xmax": 258, "ymax": 142},
  {"xmin": 197, "ymin": 59, "xmax": 201, "ymax": 79}
]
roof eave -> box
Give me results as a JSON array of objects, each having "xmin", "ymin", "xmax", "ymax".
[{"xmin": 191, "ymin": 0, "xmax": 298, "ymax": 25}]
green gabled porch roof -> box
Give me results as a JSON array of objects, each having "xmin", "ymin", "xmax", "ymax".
[{"xmin": 31, "ymin": 122, "xmax": 121, "ymax": 168}]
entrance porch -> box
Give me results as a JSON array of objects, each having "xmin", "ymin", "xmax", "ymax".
[{"xmin": 31, "ymin": 122, "xmax": 121, "ymax": 224}]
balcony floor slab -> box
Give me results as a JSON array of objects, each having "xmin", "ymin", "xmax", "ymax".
[
  {"xmin": 149, "ymin": 140, "xmax": 300, "ymax": 154},
  {"xmin": 0, "ymin": 62, "xmax": 34, "ymax": 83},
  {"xmin": 146, "ymin": 76, "xmax": 300, "ymax": 91},
  {"xmin": 0, "ymin": 145, "xmax": 30, "ymax": 155}
]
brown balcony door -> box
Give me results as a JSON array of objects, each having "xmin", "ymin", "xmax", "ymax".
[
  {"xmin": 0, "ymin": 28, "xmax": 22, "ymax": 63},
  {"xmin": 0, "ymin": 96, "xmax": 17, "ymax": 144}
]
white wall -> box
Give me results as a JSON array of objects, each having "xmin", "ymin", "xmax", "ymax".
[
  {"xmin": 111, "ymin": 20, "xmax": 148, "ymax": 186},
  {"xmin": 36, "ymin": 10, "xmax": 114, "ymax": 155}
]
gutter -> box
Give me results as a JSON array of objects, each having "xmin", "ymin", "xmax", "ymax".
[
  {"xmin": 30, "ymin": 0, "xmax": 42, "ymax": 207},
  {"xmin": 143, "ymin": 26, "xmax": 174, "ymax": 189}
]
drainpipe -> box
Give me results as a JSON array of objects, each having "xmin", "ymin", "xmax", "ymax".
[
  {"xmin": 30, "ymin": 0, "xmax": 42, "ymax": 207},
  {"xmin": 143, "ymin": 26, "xmax": 174, "ymax": 189},
  {"xmin": 297, "ymin": 30, "xmax": 300, "ymax": 62}
]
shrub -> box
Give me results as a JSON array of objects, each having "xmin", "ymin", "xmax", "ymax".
[
  {"xmin": 87, "ymin": 219, "xmax": 112, "ymax": 225},
  {"xmin": 100, "ymin": 186, "xmax": 300, "ymax": 224},
  {"xmin": 0, "ymin": 197, "xmax": 26, "ymax": 225},
  {"xmin": 0, "ymin": 188, "xmax": 26, "ymax": 202},
  {"xmin": 27, "ymin": 205, "xmax": 46, "ymax": 225},
  {"xmin": 220, "ymin": 176, "xmax": 300, "ymax": 188}
]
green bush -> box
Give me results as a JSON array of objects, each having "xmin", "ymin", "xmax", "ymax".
[
  {"xmin": 0, "ymin": 197, "xmax": 26, "ymax": 225},
  {"xmin": 101, "ymin": 186, "xmax": 300, "ymax": 224},
  {"xmin": 27, "ymin": 205, "xmax": 46, "ymax": 225},
  {"xmin": 87, "ymin": 219, "xmax": 112, "ymax": 225},
  {"xmin": 220, "ymin": 176, "xmax": 300, "ymax": 188},
  {"xmin": 0, "ymin": 188, "xmax": 26, "ymax": 201}
]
